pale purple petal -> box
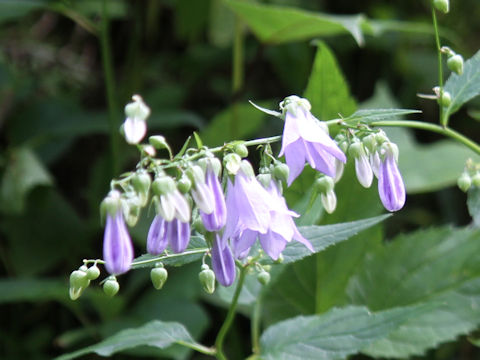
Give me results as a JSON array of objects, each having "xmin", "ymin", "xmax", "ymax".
[
  {"xmin": 167, "ymin": 219, "xmax": 191, "ymax": 253},
  {"xmin": 147, "ymin": 215, "xmax": 168, "ymax": 255},
  {"xmin": 259, "ymin": 230, "xmax": 288, "ymax": 260},
  {"xmin": 211, "ymin": 235, "xmax": 236, "ymax": 286},
  {"xmin": 378, "ymin": 154, "xmax": 406, "ymax": 212},
  {"xmin": 285, "ymin": 140, "xmax": 307, "ymax": 185},
  {"xmin": 231, "ymin": 230, "xmax": 257, "ymax": 259},
  {"xmin": 200, "ymin": 168, "xmax": 227, "ymax": 232},
  {"xmin": 103, "ymin": 212, "xmax": 134, "ymax": 275},
  {"xmin": 279, "ymin": 111, "xmax": 302, "ymax": 156},
  {"xmin": 355, "ymin": 154, "xmax": 373, "ymax": 188}
]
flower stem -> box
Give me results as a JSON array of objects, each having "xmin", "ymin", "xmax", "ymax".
[
  {"xmin": 370, "ymin": 120, "xmax": 480, "ymax": 155},
  {"xmin": 100, "ymin": 0, "xmax": 120, "ymax": 176},
  {"xmin": 251, "ymin": 294, "xmax": 262, "ymax": 355},
  {"xmin": 231, "ymin": 15, "xmax": 245, "ymax": 139},
  {"xmin": 431, "ymin": 5, "xmax": 447, "ymax": 127},
  {"xmin": 215, "ymin": 265, "xmax": 247, "ymax": 360},
  {"xmin": 176, "ymin": 341, "xmax": 216, "ymax": 356}
]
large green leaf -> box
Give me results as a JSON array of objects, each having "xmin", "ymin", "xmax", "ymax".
[
  {"xmin": 223, "ymin": 0, "xmax": 366, "ymax": 46},
  {"xmin": 347, "ymin": 226, "xmax": 480, "ymax": 357},
  {"xmin": 54, "ymin": 320, "xmax": 204, "ymax": 360},
  {"xmin": 303, "ymin": 41, "xmax": 356, "ymax": 121},
  {"xmin": 260, "ymin": 305, "xmax": 425, "ymax": 360},
  {"xmin": 444, "ymin": 49, "xmax": 480, "ymax": 118}
]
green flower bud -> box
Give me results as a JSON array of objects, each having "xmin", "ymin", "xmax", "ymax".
[
  {"xmin": 438, "ymin": 91, "xmax": 452, "ymax": 107},
  {"xmin": 125, "ymin": 95, "xmax": 150, "ymax": 120},
  {"xmin": 149, "ymin": 135, "xmax": 169, "ymax": 150},
  {"xmin": 224, "ymin": 153, "xmax": 242, "ymax": 175},
  {"xmin": 132, "ymin": 171, "xmax": 151, "ymax": 197},
  {"xmin": 362, "ymin": 134, "xmax": 377, "ymax": 153},
  {"xmin": 275, "ymin": 253, "xmax": 284, "ymax": 264},
  {"xmin": 234, "ymin": 143, "xmax": 249, "ymax": 158},
  {"xmin": 239, "ymin": 160, "xmax": 255, "ymax": 178},
  {"xmin": 193, "ymin": 216, "xmax": 207, "ymax": 234},
  {"xmin": 433, "ymin": 0, "xmax": 449, "ymax": 13},
  {"xmin": 472, "ymin": 173, "xmax": 480, "ymax": 187},
  {"xmin": 100, "ymin": 190, "xmax": 122, "ymax": 219},
  {"xmin": 314, "ymin": 176, "xmax": 334, "ymax": 193},
  {"xmin": 70, "ymin": 269, "xmax": 90, "ymax": 289},
  {"xmin": 187, "ymin": 165, "xmax": 205, "ymax": 186},
  {"xmin": 375, "ymin": 132, "xmax": 388, "ymax": 145},
  {"xmin": 151, "ymin": 266, "xmax": 168, "ymax": 290},
  {"xmin": 177, "ymin": 175, "xmax": 192, "ymax": 194},
  {"xmin": 86, "ymin": 265, "xmax": 100, "ymax": 280},
  {"xmin": 447, "ymin": 54, "xmax": 464, "ymax": 75},
  {"xmin": 458, "ymin": 173, "xmax": 472, "ymax": 192},
  {"xmin": 152, "ymin": 176, "xmax": 176, "ymax": 196},
  {"xmin": 257, "ymin": 270, "xmax": 271, "ymax": 285},
  {"xmin": 69, "ymin": 286, "xmax": 83, "ymax": 301},
  {"xmin": 273, "ymin": 162, "xmax": 290, "ymax": 183},
  {"xmin": 123, "ymin": 196, "xmax": 141, "ymax": 227},
  {"xmin": 348, "ymin": 141, "xmax": 366, "ymax": 159},
  {"xmin": 257, "ymin": 173, "xmax": 272, "ymax": 188},
  {"xmin": 199, "ymin": 265, "xmax": 216, "ymax": 294},
  {"xmin": 103, "ymin": 277, "xmax": 120, "ymax": 297}
]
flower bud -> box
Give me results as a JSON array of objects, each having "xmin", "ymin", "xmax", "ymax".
[
  {"xmin": 458, "ymin": 172, "xmax": 472, "ymax": 192},
  {"xmin": 150, "ymin": 264, "xmax": 168, "ymax": 290},
  {"xmin": 132, "ymin": 171, "xmax": 151, "ymax": 207},
  {"xmin": 257, "ymin": 270, "xmax": 270, "ymax": 285},
  {"xmin": 375, "ymin": 132, "xmax": 388, "ymax": 146},
  {"xmin": 123, "ymin": 196, "xmax": 141, "ymax": 227},
  {"xmin": 447, "ymin": 54, "xmax": 464, "ymax": 75},
  {"xmin": 149, "ymin": 135, "xmax": 169, "ymax": 150},
  {"xmin": 224, "ymin": 153, "xmax": 242, "ymax": 175},
  {"xmin": 362, "ymin": 134, "xmax": 377, "ymax": 153},
  {"xmin": 315, "ymin": 176, "xmax": 334, "ymax": 193},
  {"xmin": 103, "ymin": 277, "xmax": 120, "ymax": 297},
  {"xmin": 193, "ymin": 216, "xmax": 207, "ymax": 234},
  {"xmin": 199, "ymin": 264, "xmax": 216, "ymax": 294},
  {"xmin": 70, "ymin": 269, "xmax": 90, "ymax": 289},
  {"xmin": 433, "ymin": 0, "xmax": 449, "ymax": 13},
  {"xmin": 472, "ymin": 173, "xmax": 480, "ymax": 187},
  {"xmin": 321, "ymin": 189, "xmax": 337, "ymax": 214},
  {"xmin": 125, "ymin": 95, "xmax": 150, "ymax": 120},
  {"xmin": 275, "ymin": 253, "xmax": 284, "ymax": 264},
  {"xmin": 86, "ymin": 265, "xmax": 100, "ymax": 280},
  {"xmin": 234, "ymin": 143, "xmax": 249, "ymax": 158},
  {"xmin": 348, "ymin": 141, "xmax": 366, "ymax": 158},
  {"xmin": 187, "ymin": 165, "xmax": 206, "ymax": 186},
  {"xmin": 438, "ymin": 91, "xmax": 452, "ymax": 107},
  {"xmin": 239, "ymin": 160, "xmax": 255, "ymax": 178},
  {"xmin": 257, "ymin": 173, "xmax": 272, "ymax": 188},
  {"xmin": 273, "ymin": 162, "xmax": 290, "ymax": 183},
  {"xmin": 100, "ymin": 190, "xmax": 122, "ymax": 219},
  {"xmin": 152, "ymin": 176, "xmax": 176, "ymax": 196},
  {"xmin": 177, "ymin": 175, "xmax": 192, "ymax": 194}
]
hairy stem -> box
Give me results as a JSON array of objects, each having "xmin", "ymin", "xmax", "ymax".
[{"xmin": 215, "ymin": 266, "xmax": 247, "ymax": 360}]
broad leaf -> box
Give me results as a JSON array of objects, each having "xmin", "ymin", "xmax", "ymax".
[
  {"xmin": 340, "ymin": 108, "xmax": 421, "ymax": 125},
  {"xmin": 444, "ymin": 49, "xmax": 480, "ymax": 118},
  {"xmin": 54, "ymin": 320, "xmax": 204, "ymax": 360},
  {"xmin": 223, "ymin": 0, "xmax": 366, "ymax": 46},
  {"xmin": 260, "ymin": 305, "xmax": 425, "ymax": 360},
  {"xmin": 303, "ymin": 41, "xmax": 356, "ymax": 121},
  {"xmin": 347, "ymin": 226, "xmax": 480, "ymax": 357}
]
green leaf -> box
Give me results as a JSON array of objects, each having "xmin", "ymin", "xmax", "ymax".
[
  {"xmin": 263, "ymin": 214, "xmax": 390, "ymax": 265},
  {"xmin": 223, "ymin": 0, "xmax": 366, "ymax": 46},
  {"xmin": 467, "ymin": 187, "xmax": 480, "ymax": 227},
  {"xmin": 0, "ymin": 147, "xmax": 53, "ymax": 214},
  {"xmin": 0, "ymin": 0, "xmax": 47, "ymax": 23},
  {"xmin": 260, "ymin": 305, "xmax": 425, "ymax": 360},
  {"xmin": 341, "ymin": 108, "xmax": 422, "ymax": 125},
  {"xmin": 347, "ymin": 226, "xmax": 480, "ymax": 358},
  {"xmin": 303, "ymin": 41, "xmax": 356, "ymax": 120},
  {"xmin": 444, "ymin": 49, "xmax": 480, "ymax": 118},
  {"xmin": 54, "ymin": 320, "xmax": 205, "ymax": 360},
  {"xmin": 200, "ymin": 101, "xmax": 272, "ymax": 147},
  {"xmin": 193, "ymin": 131, "xmax": 203, "ymax": 149}
]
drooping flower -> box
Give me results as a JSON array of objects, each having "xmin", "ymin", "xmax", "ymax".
[
  {"xmin": 122, "ymin": 95, "xmax": 150, "ymax": 144},
  {"xmin": 278, "ymin": 96, "xmax": 346, "ymax": 185},
  {"xmin": 211, "ymin": 234, "xmax": 236, "ymax": 286},
  {"xmin": 200, "ymin": 159, "xmax": 227, "ymax": 232},
  {"xmin": 378, "ymin": 143, "xmax": 406, "ymax": 212},
  {"xmin": 103, "ymin": 211, "xmax": 134, "ymax": 275},
  {"xmin": 147, "ymin": 215, "xmax": 191, "ymax": 254},
  {"xmin": 349, "ymin": 142, "xmax": 373, "ymax": 188},
  {"xmin": 188, "ymin": 165, "xmax": 215, "ymax": 215},
  {"xmin": 152, "ymin": 176, "xmax": 191, "ymax": 223}
]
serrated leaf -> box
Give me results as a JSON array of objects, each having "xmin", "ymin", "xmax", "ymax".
[
  {"xmin": 260, "ymin": 305, "xmax": 425, "ymax": 360},
  {"xmin": 0, "ymin": 147, "xmax": 53, "ymax": 214},
  {"xmin": 346, "ymin": 226, "xmax": 480, "ymax": 358},
  {"xmin": 223, "ymin": 0, "xmax": 366, "ymax": 46},
  {"xmin": 467, "ymin": 187, "xmax": 480, "ymax": 227},
  {"xmin": 444, "ymin": 49, "xmax": 480, "ymax": 118},
  {"xmin": 340, "ymin": 108, "xmax": 422, "ymax": 125},
  {"xmin": 303, "ymin": 41, "xmax": 356, "ymax": 120},
  {"xmin": 54, "ymin": 320, "xmax": 203, "ymax": 360}
]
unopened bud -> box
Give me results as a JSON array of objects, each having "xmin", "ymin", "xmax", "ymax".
[
  {"xmin": 273, "ymin": 162, "xmax": 290, "ymax": 183},
  {"xmin": 257, "ymin": 270, "xmax": 270, "ymax": 285},
  {"xmin": 315, "ymin": 176, "xmax": 334, "ymax": 193},
  {"xmin": 125, "ymin": 95, "xmax": 150, "ymax": 120},
  {"xmin": 199, "ymin": 264, "xmax": 216, "ymax": 294},
  {"xmin": 70, "ymin": 269, "xmax": 90, "ymax": 289},
  {"xmin": 132, "ymin": 171, "xmax": 151, "ymax": 206},
  {"xmin": 103, "ymin": 277, "xmax": 120, "ymax": 297},
  {"xmin": 348, "ymin": 141, "xmax": 366, "ymax": 158},
  {"xmin": 257, "ymin": 173, "xmax": 272, "ymax": 188},
  {"xmin": 193, "ymin": 217, "xmax": 206, "ymax": 234},
  {"xmin": 447, "ymin": 54, "xmax": 464, "ymax": 75},
  {"xmin": 438, "ymin": 91, "xmax": 452, "ymax": 107},
  {"xmin": 362, "ymin": 134, "xmax": 377, "ymax": 153},
  {"xmin": 472, "ymin": 173, "xmax": 480, "ymax": 187},
  {"xmin": 187, "ymin": 165, "xmax": 206, "ymax": 186},
  {"xmin": 458, "ymin": 173, "xmax": 472, "ymax": 192},
  {"xmin": 433, "ymin": 0, "xmax": 449, "ymax": 13},
  {"xmin": 321, "ymin": 189, "xmax": 337, "ymax": 214},
  {"xmin": 177, "ymin": 176, "xmax": 192, "ymax": 193},
  {"xmin": 86, "ymin": 265, "xmax": 100, "ymax": 280},
  {"xmin": 151, "ymin": 264, "xmax": 168, "ymax": 290},
  {"xmin": 149, "ymin": 135, "xmax": 169, "ymax": 150},
  {"xmin": 234, "ymin": 143, "xmax": 249, "ymax": 158},
  {"xmin": 275, "ymin": 253, "xmax": 284, "ymax": 264},
  {"xmin": 100, "ymin": 190, "xmax": 122, "ymax": 219},
  {"xmin": 152, "ymin": 176, "xmax": 176, "ymax": 196},
  {"xmin": 224, "ymin": 153, "xmax": 242, "ymax": 175}
]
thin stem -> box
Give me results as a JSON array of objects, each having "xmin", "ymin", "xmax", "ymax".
[
  {"xmin": 101, "ymin": 0, "xmax": 120, "ymax": 175},
  {"xmin": 251, "ymin": 294, "xmax": 262, "ymax": 355},
  {"xmin": 215, "ymin": 266, "xmax": 247, "ymax": 360},
  {"xmin": 230, "ymin": 15, "xmax": 245, "ymax": 139},
  {"xmin": 370, "ymin": 120, "xmax": 480, "ymax": 155},
  {"xmin": 432, "ymin": 6, "xmax": 446, "ymax": 126},
  {"xmin": 176, "ymin": 340, "xmax": 216, "ymax": 356}
]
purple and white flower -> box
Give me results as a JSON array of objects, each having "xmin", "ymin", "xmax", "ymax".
[
  {"xmin": 123, "ymin": 95, "xmax": 150, "ymax": 145},
  {"xmin": 103, "ymin": 211, "xmax": 134, "ymax": 275},
  {"xmin": 211, "ymin": 234, "xmax": 236, "ymax": 286},
  {"xmin": 378, "ymin": 143, "xmax": 406, "ymax": 212},
  {"xmin": 147, "ymin": 215, "xmax": 191, "ymax": 254},
  {"xmin": 278, "ymin": 96, "xmax": 346, "ymax": 185},
  {"xmin": 200, "ymin": 160, "xmax": 227, "ymax": 232}
]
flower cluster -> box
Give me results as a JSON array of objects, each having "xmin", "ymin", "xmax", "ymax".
[{"xmin": 85, "ymin": 94, "xmax": 407, "ymax": 298}]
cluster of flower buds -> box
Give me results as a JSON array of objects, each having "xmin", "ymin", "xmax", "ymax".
[
  {"xmin": 69, "ymin": 263, "xmax": 100, "ymax": 300},
  {"xmin": 457, "ymin": 159, "xmax": 480, "ymax": 192},
  {"xmin": 72, "ymin": 94, "xmax": 409, "ymax": 300}
]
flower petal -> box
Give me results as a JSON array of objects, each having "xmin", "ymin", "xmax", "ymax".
[{"xmin": 211, "ymin": 235, "xmax": 236, "ymax": 287}]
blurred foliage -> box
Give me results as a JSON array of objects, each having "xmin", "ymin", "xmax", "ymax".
[{"xmin": 1, "ymin": 0, "xmax": 480, "ymax": 359}]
